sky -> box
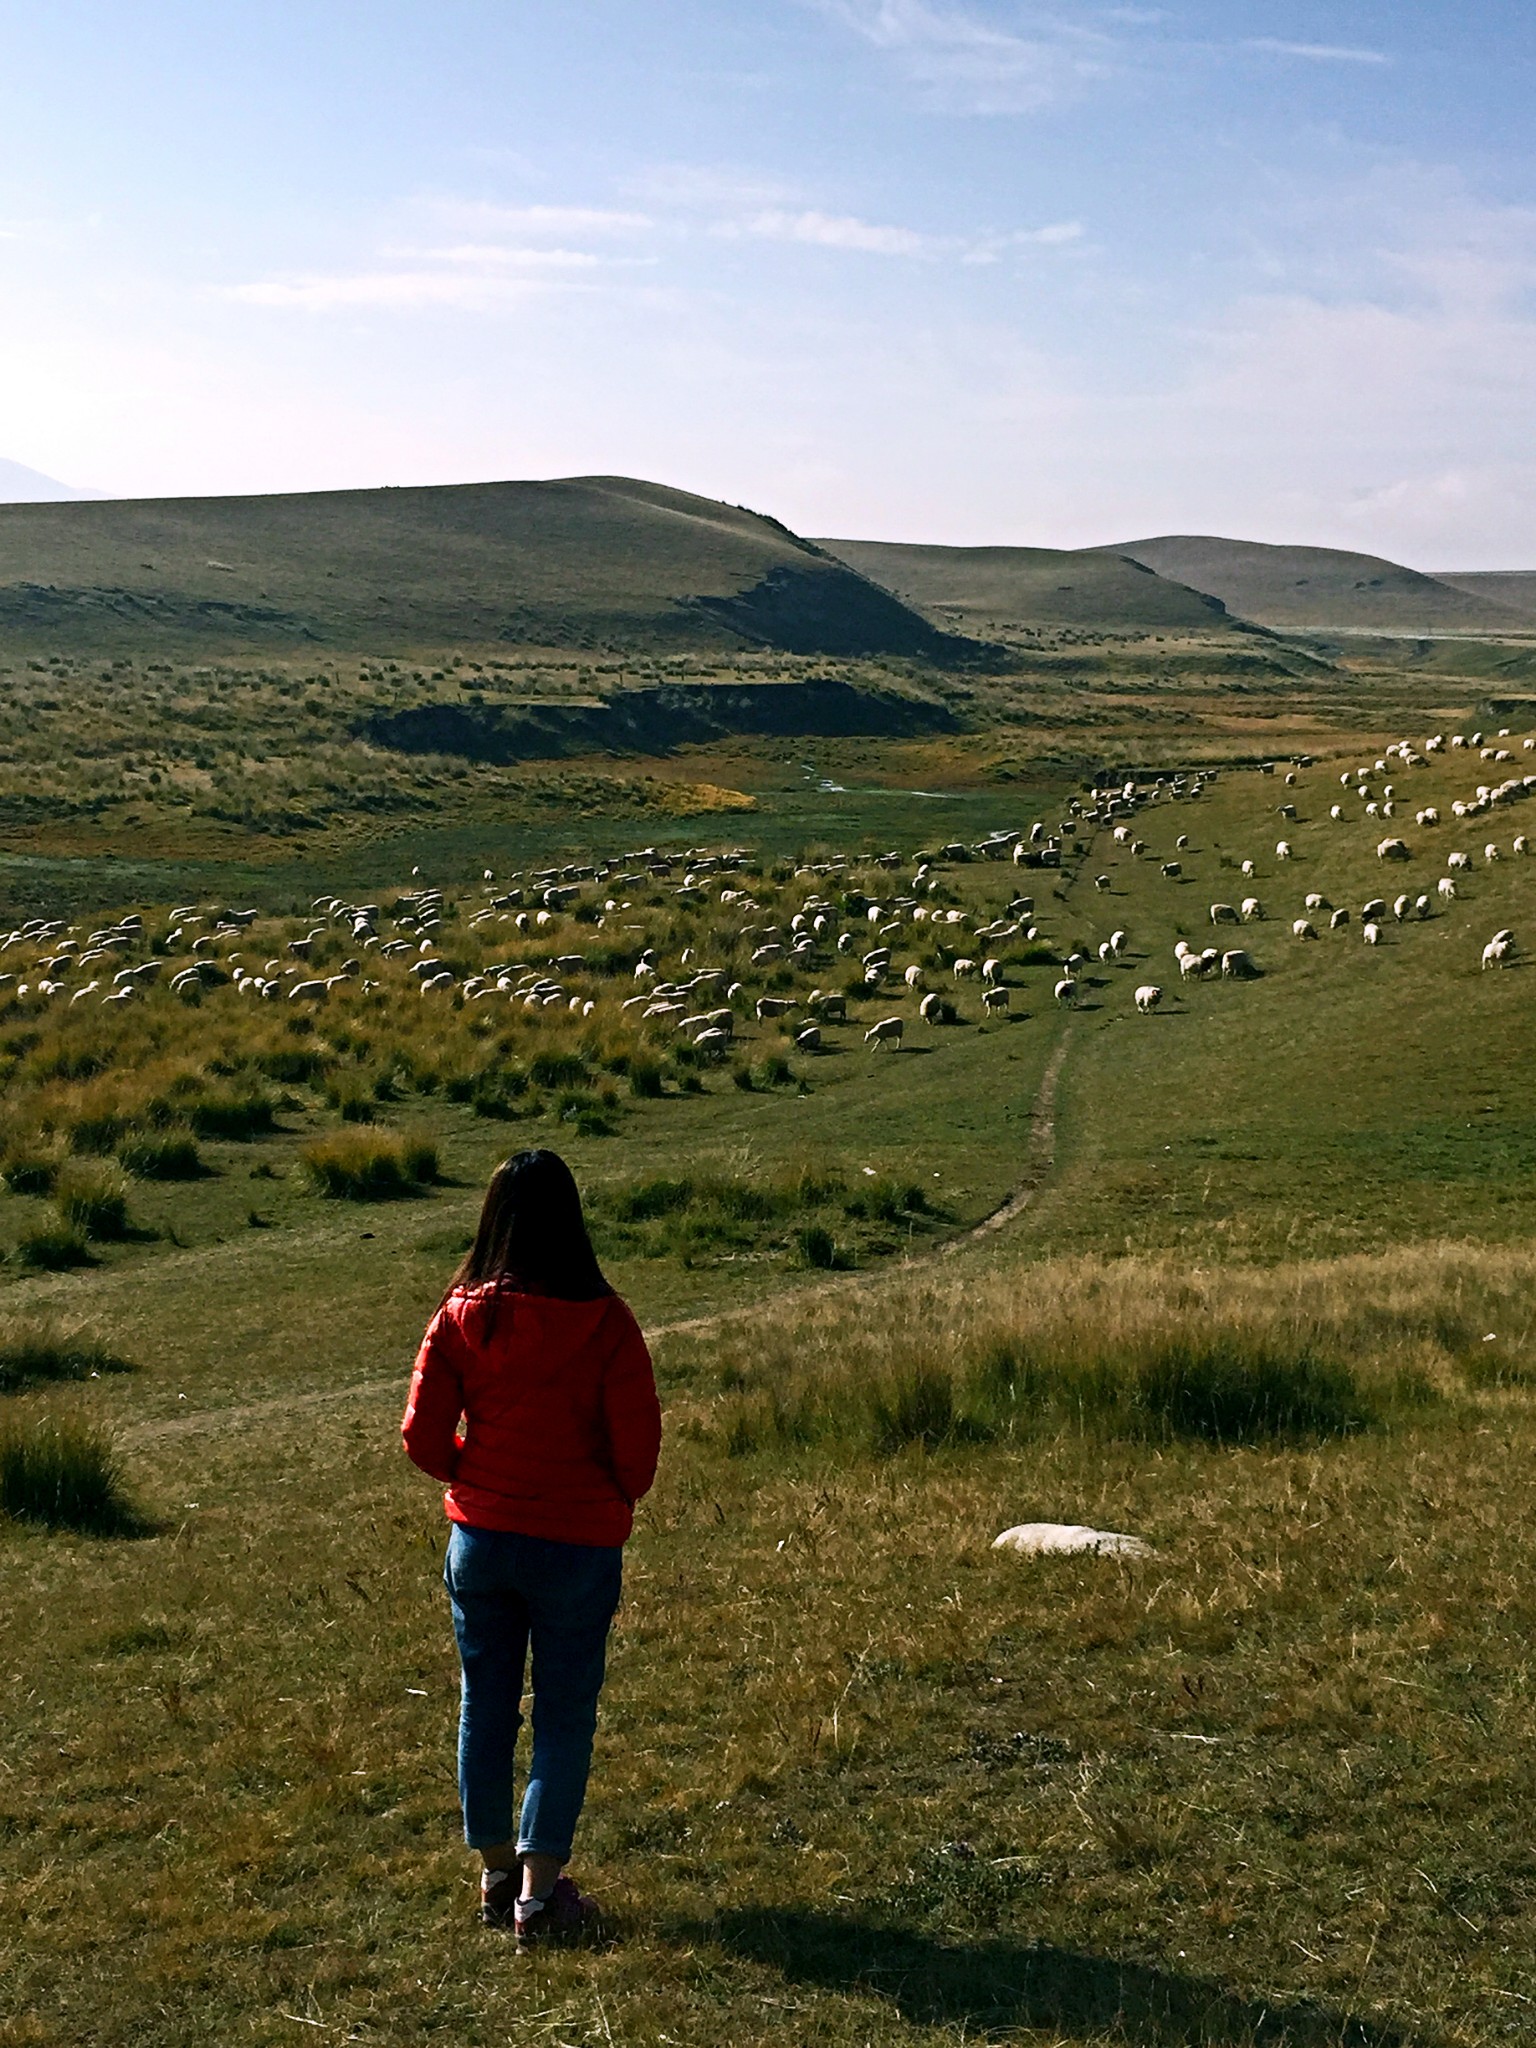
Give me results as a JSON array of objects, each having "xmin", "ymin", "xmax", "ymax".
[{"xmin": 1, "ymin": 1, "xmax": 1533, "ymax": 565}]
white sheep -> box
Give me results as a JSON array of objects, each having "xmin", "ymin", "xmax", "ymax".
[
  {"xmin": 1134, "ymin": 984, "xmax": 1163, "ymax": 1013},
  {"xmin": 1241, "ymin": 897, "xmax": 1264, "ymax": 920},
  {"xmin": 1209, "ymin": 903, "xmax": 1240, "ymax": 925},
  {"xmin": 864, "ymin": 1015, "xmax": 904, "ymax": 1048},
  {"xmin": 982, "ymin": 986, "xmax": 1010, "ymax": 1014},
  {"xmin": 1053, "ymin": 978, "xmax": 1078, "ymax": 1005},
  {"xmin": 1363, "ymin": 922, "xmax": 1381, "ymax": 946},
  {"xmin": 1481, "ymin": 937, "xmax": 1513, "ymax": 970},
  {"xmin": 1293, "ymin": 919, "xmax": 1319, "ymax": 940}
]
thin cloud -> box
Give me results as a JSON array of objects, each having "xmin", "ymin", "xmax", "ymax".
[
  {"xmin": 1245, "ymin": 38, "xmax": 1390, "ymax": 65},
  {"xmin": 735, "ymin": 209, "xmax": 933, "ymax": 255},
  {"xmin": 808, "ymin": 0, "xmax": 1115, "ymax": 113},
  {"xmin": 628, "ymin": 163, "xmax": 804, "ymax": 211},
  {"xmin": 224, "ymin": 270, "xmax": 578, "ymax": 312},
  {"xmin": 417, "ymin": 201, "xmax": 654, "ymax": 237}
]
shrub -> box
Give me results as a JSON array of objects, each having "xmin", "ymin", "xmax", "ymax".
[
  {"xmin": 0, "ymin": 1325, "xmax": 133, "ymax": 1393},
  {"xmin": 302, "ymin": 1129, "xmax": 437, "ymax": 1201},
  {"xmin": 793, "ymin": 1224, "xmax": 842, "ymax": 1271},
  {"xmin": 0, "ymin": 1413, "xmax": 147, "ymax": 1535},
  {"xmin": 118, "ymin": 1135, "xmax": 204, "ymax": 1180},
  {"xmin": 530, "ymin": 1051, "xmax": 587, "ymax": 1089},
  {"xmin": 55, "ymin": 1162, "xmax": 132, "ymax": 1241},
  {"xmin": 188, "ymin": 1089, "xmax": 277, "ymax": 1140},
  {"xmin": 1, "ymin": 1146, "xmax": 61, "ymax": 1196},
  {"xmin": 628, "ymin": 1058, "xmax": 665, "ymax": 1099},
  {"xmin": 15, "ymin": 1224, "xmax": 92, "ymax": 1271}
]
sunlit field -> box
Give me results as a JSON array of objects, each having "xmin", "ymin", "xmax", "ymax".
[{"xmin": 7, "ymin": 713, "xmax": 1536, "ymax": 2045}]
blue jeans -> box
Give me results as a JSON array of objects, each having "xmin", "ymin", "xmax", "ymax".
[{"xmin": 444, "ymin": 1523, "xmax": 623, "ymax": 1858}]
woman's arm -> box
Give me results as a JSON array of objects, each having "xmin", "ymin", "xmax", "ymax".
[
  {"xmin": 401, "ymin": 1308, "xmax": 468, "ymax": 1484},
  {"xmin": 601, "ymin": 1306, "xmax": 662, "ymax": 1507}
]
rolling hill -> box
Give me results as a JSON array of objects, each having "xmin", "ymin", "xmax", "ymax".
[
  {"xmin": 0, "ymin": 475, "xmax": 984, "ymax": 663},
  {"xmin": 1113, "ymin": 535, "xmax": 1536, "ymax": 635},
  {"xmin": 1434, "ymin": 571, "xmax": 1536, "ymax": 620},
  {"xmin": 816, "ymin": 538, "xmax": 1237, "ymax": 639}
]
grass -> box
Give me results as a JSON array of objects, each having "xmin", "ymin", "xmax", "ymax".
[
  {"xmin": 0, "ymin": 1411, "xmax": 145, "ymax": 1534},
  {"xmin": 9, "ymin": 715, "xmax": 1536, "ymax": 2041},
  {"xmin": 301, "ymin": 1129, "xmax": 439, "ymax": 1200},
  {"xmin": 0, "ymin": 1323, "xmax": 133, "ymax": 1392},
  {"xmin": 696, "ymin": 1251, "xmax": 1451, "ymax": 1458}
]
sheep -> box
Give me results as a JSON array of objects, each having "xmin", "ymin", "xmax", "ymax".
[
  {"xmin": 1093, "ymin": 875, "xmax": 1111, "ymax": 892},
  {"xmin": 807, "ymin": 990, "xmax": 847, "ymax": 1020},
  {"xmin": 1330, "ymin": 908, "xmax": 1350, "ymax": 930},
  {"xmin": 1393, "ymin": 895, "xmax": 1411, "ymax": 921},
  {"xmin": 1330, "ymin": 805, "xmax": 1344, "ymax": 821},
  {"xmin": 755, "ymin": 996, "xmax": 796, "ymax": 1021},
  {"xmin": 288, "ymin": 978, "xmax": 330, "ymax": 1001},
  {"xmin": 1161, "ymin": 861, "xmax": 1182, "ymax": 878},
  {"xmin": 1221, "ymin": 949, "xmax": 1258, "ymax": 979},
  {"xmin": 1134, "ymin": 984, "xmax": 1163, "ymax": 1013},
  {"xmin": 1275, "ymin": 840, "xmax": 1293, "ymax": 860},
  {"xmin": 982, "ymin": 957, "xmax": 1004, "ymax": 983},
  {"xmin": 1363, "ymin": 923, "xmax": 1381, "ymax": 946},
  {"xmin": 864, "ymin": 1016, "xmax": 904, "ymax": 1049},
  {"xmin": 1376, "ymin": 837, "xmax": 1409, "ymax": 861},
  {"xmin": 1517, "ymin": 836, "xmax": 1530, "ymax": 856},
  {"xmin": 792, "ymin": 1024, "xmax": 822, "ymax": 1051},
  {"xmin": 1447, "ymin": 850, "xmax": 1471, "ymax": 871},
  {"xmin": 1485, "ymin": 843, "xmax": 1502, "ymax": 863},
  {"xmin": 1481, "ymin": 938, "xmax": 1513, "ymax": 970},
  {"xmin": 1209, "ymin": 903, "xmax": 1240, "ymax": 925},
  {"xmin": 1241, "ymin": 859, "xmax": 1256, "ymax": 878},
  {"xmin": 1053, "ymin": 978, "xmax": 1078, "ymax": 1005},
  {"xmin": 1361, "ymin": 898, "xmax": 1387, "ymax": 922},
  {"xmin": 903, "ymin": 964, "xmax": 924, "ymax": 989},
  {"xmin": 1240, "ymin": 897, "xmax": 1264, "ymax": 920},
  {"xmin": 952, "ymin": 958, "xmax": 979, "ymax": 980},
  {"xmin": 981, "ymin": 986, "xmax": 1010, "ymax": 1014},
  {"xmin": 1178, "ymin": 950, "xmax": 1206, "ymax": 978},
  {"xmin": 1438, "ymin": 877, "xmax": 1458, "ymax": 900},
  {"xmin": 1304, "ymin": 892, "xmax": 1330, "ymax": 911},
  {"xmin": 1415, "ymin": 895, "xmax": 1432, "ymax": 918},
  {"xmin": 919, "ymin": 991, "xmax": 944, "ymax": 1023},
  {"xmin": 1176, "ymin": 834, "xmax": 1190, "ymax": 850},
  {"xmin": 1293, "ymin": 919, "xmax": 1319, "ymax": 940}
]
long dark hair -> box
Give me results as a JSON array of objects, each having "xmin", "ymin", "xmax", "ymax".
[{"xmin": 449, "ymin": 1149, "xmax": 610, "ymax": 1302}]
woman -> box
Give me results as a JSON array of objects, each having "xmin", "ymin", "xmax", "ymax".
[{"xmin": 402, "ymin": 1149, "xmax": 661, "ymax": 1943}]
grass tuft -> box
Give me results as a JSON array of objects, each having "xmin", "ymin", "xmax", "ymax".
[
  {"xmin": 0, "ymin": 1324, "xmax": 133, "ymax": 1394},
  {"xmin": 301, "ymin": 1129, "xmax": 438, "ymax": 1200},
  {"xmin": 0, "ymin": 1413, "xmax": 148, "ymax": 1535}
]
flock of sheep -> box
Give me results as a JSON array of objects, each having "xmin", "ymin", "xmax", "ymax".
[{"xmin": 0, "ymin": 723, "xmax": 1527, "ymax": 1073}]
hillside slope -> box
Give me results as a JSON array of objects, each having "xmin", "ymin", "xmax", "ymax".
[
  {"xmin": 1114, "ymin": 535, "xmax": 1533, "ymax": 634},
  {"xmin": 1434, "ymin": 571, "xmax": 1536, "ymax": 620},
  {"xmin": 817, "ymin": 537, "xmax": 1236, "ymax": 638},
  {"xmin": 0, "ymin": 475, "xmax": 982, "ymax": 662}
]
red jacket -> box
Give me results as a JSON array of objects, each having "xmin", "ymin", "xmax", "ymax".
[{"xmin": 401, "ymin": 1284, "xmax": 660, "ymax": 1545}]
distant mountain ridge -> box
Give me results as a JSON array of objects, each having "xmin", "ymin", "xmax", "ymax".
[
  {"xmin": 0, "ymin": 457, "xmax": 99, "ymax": 504},
  {"xmin": 1111, "ymin": 535, "xmax": 1536, "ymax": 634}
]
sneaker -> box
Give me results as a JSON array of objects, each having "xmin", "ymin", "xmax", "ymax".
[
  {"xmin": 513, "ymin": 1874, "xmax": 601, "ymax": 1950},
  {"xmin": 480, "ymin": 1866, "xmax": 520, "ymax": 1929}
]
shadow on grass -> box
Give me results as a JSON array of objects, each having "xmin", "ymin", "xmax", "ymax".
[{"xmin": 692, "ymin": 1908, "xmax": 1415, "ymax": 2048}]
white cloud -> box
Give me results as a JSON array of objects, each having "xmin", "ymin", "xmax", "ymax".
[
  {"xmin": 807, "ymin": 0, "xmax": 1115, "ymax": 113},
  {"xmin": 413, "ymin": 200, "xmax": 654, "ymax": 238},
  {"xmin": 1245, "ymin": 38, "xmax": 1390, "ymax": 65},
  {"xmin": 223, "ymin": 270, "xmax": 577, "ymax": 312},
  {"xmin": 627, "ymin": 164, "xmax": 803, "ymax": 212},
  {"xmin": 732, "ymin": 208, "xmax": 933, "ymax": 255}
]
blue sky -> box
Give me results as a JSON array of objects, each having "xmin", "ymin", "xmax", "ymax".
[{"xmin": 1, "ymin": 1, "xmax": 1533, "ymax": 564}]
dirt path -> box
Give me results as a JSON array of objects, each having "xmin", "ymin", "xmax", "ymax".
[{"xmin": 123, "ymin": 1030, "xmax": 1073, "ymax": 1447}]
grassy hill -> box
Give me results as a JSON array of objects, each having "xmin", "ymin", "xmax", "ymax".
[
  {"xmin": 0, "ymin": 475, "xmax": 982, "ymax": 663},
  {"xmin": 1434, "ymin": 569, "xmax": 1536, "ymax": 619},
  {"xmin": 1115, "ymin": 534, "xmax": 1535, "ymax": 634},
  {"xmin": 817, "ymin": 538, "xmax": 1237, "ymax": 639}
]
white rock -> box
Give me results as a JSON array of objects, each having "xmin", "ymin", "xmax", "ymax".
[{"xmin": 991, "ymin": 1522, "xmax": 1151, "ymax": 1558}]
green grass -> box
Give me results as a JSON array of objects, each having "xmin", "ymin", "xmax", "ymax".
[
  {"xmin": 0, "ymin": 1411, "xmax": 145, "ymax": 1534},
  {"xmin": 0, "ymin": 1324, "xmax": 133, "ymax": 1392},
  {"xmin": 8, "ymin": 712, "xmax": 1536, "ymax": 2042},
  {"xmin": 301, "ymin": 1129, "xmax": 439, "ymax": 1200}
]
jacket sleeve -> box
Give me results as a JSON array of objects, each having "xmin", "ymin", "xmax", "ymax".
[
  {"xmin": 401, "ymin": 1306, "xmax": 468, "ymax": 1484},
  {"xmin": 601, "ymin": 1304, "xmax": 661, "ymax": 1508}
]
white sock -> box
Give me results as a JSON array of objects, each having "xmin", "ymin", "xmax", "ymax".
[{"xmin": 482, "ymin": 1867, "xmax": 513, "ymax": 1891}]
